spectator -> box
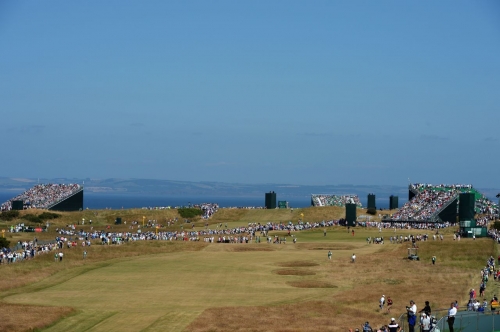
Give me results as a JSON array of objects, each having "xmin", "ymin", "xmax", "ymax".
[
  {"xmin": 448, "ymin": 302, "xmax": 457, "ymax": 332},
  {"xmin": 387, "ymin": 297, "xmax": 393, "ymax": 313},
  {"xmin": 419, "ymin": 301, "xmax": 431, "ymax": 316},
  {"xmin": 362, "ymin": 322, "xmax": 373, "ymax": 332},
  {"xmin": 387, "ymin": 318, "xmax": 400, "ymax": 332},
  {"xmin": 420, "ymin": 313, "xmax": 431, "ymax": 332},
  {"xmin": 407, "ymin": 300, "xmax": 417, "ymax": 332}
]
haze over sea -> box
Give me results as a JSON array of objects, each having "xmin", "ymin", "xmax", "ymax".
[{"xmin": 0, "ymin": 191, "xmax": 402, "ymax": 210}]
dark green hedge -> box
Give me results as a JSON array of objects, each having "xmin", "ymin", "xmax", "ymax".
[
  {"xmin": 0, "ymin": 237, "xmax": 10, "ymax": 248},
  {"xmin": 0, "ymin": 210, "xmax": 20, "ymax": 221},
  {"xmin": 177, "ymin": 208, "xmax": 202, "ymax": 219},
  {"xmin": 21, "ymin": 212, "xmax": 60, "ymax": 224},
  {"xmin": 39, "ymin": 212, "xmax": 61, "ymax": 220}
]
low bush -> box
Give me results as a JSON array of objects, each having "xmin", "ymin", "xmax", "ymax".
[
  {"xmin": 0, "ymin": 237, "xmax": 10, "ymax": 248},
  {"xmin": 21, "ymin": 214, "xmax": 42, "ymax": 224},
  {"xmin": 177, "ymin": 208, "xmax": 202, "ymax": 219},
  {"xmin": 366, "ymin": 208, "xmax": 377, "ymax": 215},
  {"xmin": 39, "ymin": 212, "xmax": 60, "ymax": 220},
  {"xmin": 0, "ymin": 210, "xmax": 20, "ymax": 221}
]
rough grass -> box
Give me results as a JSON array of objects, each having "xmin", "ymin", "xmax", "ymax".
[
  {"xmin": 274, "ymin": 269, "xmax": 316, "ymax": 276},
  {"xmin": 277, "ymin": 261, "xmax": 320, "ymax": 267},
  {"xmin": 185, "ymin": 301, "xmax": 378, "ymax": 332},
  {"xmin": 287, "ymin": 281, "xmax": 337, "ymax": 288},
  {"xmin": 227, "ymin": 246, "xmax": 276, "ymax": 252},
  {"xmin": 0, "ymin": 303, "xmax": 74, "ymax": 332}
]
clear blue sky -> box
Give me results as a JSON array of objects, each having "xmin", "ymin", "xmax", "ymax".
[{"xmin": 1, "ymin": 1, "xmax": 499, "ymax": 187}]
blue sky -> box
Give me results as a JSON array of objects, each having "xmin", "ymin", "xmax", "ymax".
[{"xmin": 1, "ymin": 1, "xmax": 499, "ymax": 187}]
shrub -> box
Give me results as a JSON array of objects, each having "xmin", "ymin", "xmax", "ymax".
[
  {"xmin": 366, "ymin": 208, "xmax": 377, "ymax": 215},
  {"xmin": 0, "ymin": 237, "xmax": 10, "ymax": 248},
  {"xmin": 177, "ymin": 208, "xmax": 202, "ymax": 219},
  {"xmin": 39, "ymin": 212, "xmax": 60, "ymax": 220},
  {"xmin": 0, "ymin": 210, "xmax": 20, "ymax": 221},
  {"xmin": 21, "ymin": 214, "xmax": 42, "ymax": 224}
]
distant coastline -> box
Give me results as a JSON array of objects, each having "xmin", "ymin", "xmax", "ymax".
[
  {"xmin": 0, "ymin": 191, "xmax": 401, "ymax": 210},
  {"xmin": 0, "ymin": 177, "xmax": 497, "ymax": 210}
]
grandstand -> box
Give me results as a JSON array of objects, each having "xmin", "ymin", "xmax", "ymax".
[
  {"xmin": 0, "ymin": 183, "xmax": 83, "ymax": 212},
  {"xmin": 387, "ymin": 183, "xmax": 498, "ymax": 223},
  {"xmin": 311, "ymin": 194, "xmax": 362, "ymax": 208}
]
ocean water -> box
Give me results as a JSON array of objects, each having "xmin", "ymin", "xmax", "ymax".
[{"xmin": 0, "ymin": 191, "xmax": 399, "ymax": 210}]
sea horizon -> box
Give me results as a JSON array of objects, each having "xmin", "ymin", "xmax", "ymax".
[{"xmin": 0, "ymin": 191, "xmax": 403, "ymax": 210}]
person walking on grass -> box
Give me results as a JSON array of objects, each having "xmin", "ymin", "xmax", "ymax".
[
  {"xmin": 380, "ymin": 295, "xmax": 385, "ymax": 310},
  {"xmin": 352, "ymin": 253, "xmax": 356, "ymax": 263},
  {"xmin": 432, "ymin": 256, "xmax": 436, "ymax": 265},
  {"xmin": 328, "ymin": 251, "xmax": 332, "ymax": 260},
  {"xmin": 387, "ymin": 297, "xmax": 393, "ymax": 313}
]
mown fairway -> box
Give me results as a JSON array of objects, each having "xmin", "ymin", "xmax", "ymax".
[{"xmin": 0, "ymin": 208, "xmax": 498, "ymax": 332}]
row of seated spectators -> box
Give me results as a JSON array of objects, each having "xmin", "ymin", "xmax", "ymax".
[
  {"xmin": 476, "ymin": 197, "xmax": 499, "ymax": 216},
  {"xmin": 311, "ymin": 194, "xmax": 362, "ymax": 207},
  {"xmin": 0, "ymin": 183, "xmax": 81, "ymax": 211},
  {"xmin": 411, "ymin": 183, "xmax": 473, "ymax": 191},
  {"xmin": 391, "ymin": 188, "xmax": 459, "ymax": 221},
  {"xmin": 359, "ymin": 221, "xmax": 455, "ymax": 229}
]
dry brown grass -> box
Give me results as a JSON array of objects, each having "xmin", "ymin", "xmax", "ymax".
[
  {"xmin": 185, "ymin": 301, "xmax": 380, "ymax": 332},
  {"xmin": 185, "ymin": 238, "xmax": 497, "ymax": 332},
  {"xmin": 228, "ymin": 246, "xmax": 276, "ymax": 252},
  {"xmin": 0, "ymin": 303, "xmax": 74, "ymax": 332},
  {"xmin": 276, "ymin": 261, "xmax": 319, "ymax": 267},
  {"xmin": 287, "ymin": 281, "xmax": 337, "ymax": 288},
  {"xmin": 296, "ymin": 243, "xmax": 357, "ymax": 251},
  {"xmin": 274, "ymin": 269, "xmax": 316, "ymax": 276}
]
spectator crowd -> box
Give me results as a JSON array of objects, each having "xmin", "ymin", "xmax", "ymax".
[
  {"xmin": 389, "ymin": 183, "xmax": 498, "ymax": 222},
  {"xmin": 1, "ymin": 183, "xmax": 82, "ymax": 211},
  {"xmin": 311, "ymin": 194, "xmax": 362, "ymax": 208}
]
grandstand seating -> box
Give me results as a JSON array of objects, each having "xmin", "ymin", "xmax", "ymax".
[
  {"xmin": 311, "ymin": 194, "xmax": 362, "ymax": 208},
  {"xmin": 1, "ymin": 184, "xmax": 82, "ymax": 211},
  {"xmin": 391, "ymin": 183, "xmax": 498, "ymax": 222},
  {"xmin": 411, "ymin": 184, "xmax": 499, "ymax": 215}
]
